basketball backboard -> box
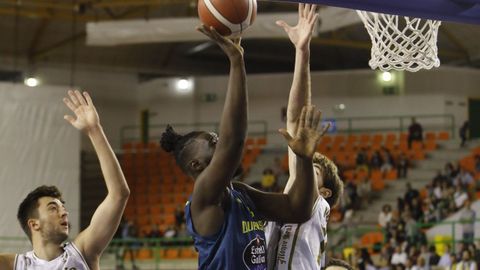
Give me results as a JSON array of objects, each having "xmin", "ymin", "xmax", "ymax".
[{"xmin": 279, "ymin": 0, "xmax": 480, "ymax": 24}]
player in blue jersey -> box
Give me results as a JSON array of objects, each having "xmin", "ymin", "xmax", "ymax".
[{"xmin": 160, "ymin": 25, "xmax": 329, "ymax": 270}]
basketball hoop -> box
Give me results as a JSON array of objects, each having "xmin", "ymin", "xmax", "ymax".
[{"xmin": 356, "ymin": 11, "xmax": 442, "ymax": 72}]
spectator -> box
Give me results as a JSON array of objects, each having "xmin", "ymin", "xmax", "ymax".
[
  {"xmin": 404, "ymin": 183, "xmax": 420, "ymax": 207},
  {"xmin": 453, "ymin": 185, "xmax": 469, "ymax": 210},
  {"xmin": 391, "ymin": 246, "xmax": 408, "ymax": 266},
  {"xmin": 456, "ymin": 250, "xmax": 477, "ymax": 270},
  {"xmin": 397, "ymin": 154, "xmax": 409, "ymax": 178},
  {"xmin": 460, "ymin": 200, "xmax": 476, "ymax": 244},
  {"xmin": 377, "ymin": 245, "xmax": 393, "ymax": 270},
  {"xmin": 411, "ymin": 257, "xmax": 427, "ymax": 270},
  {"xmin": 459, "ymin": 121, "xmax": 469, "ymax": 148},
  {"xmin": 261, "ymin": 168, "xmax": 276, "ymax": 191},
  {"xmin": 381, "ymin": 149, "xmax": 395, "ymax": 174},
  {"xmin": 356, "ymin": 148, "xmax": 369, "ymax": 172},
  {"xmin": 379, "ymin": 204, "xmax": 393, "ymax": 228},
  {"xmin": 120, "ymin": 219, "xmax": 140, "ymax": 270},
  {"xmin": 405, "ymin": 212, "xmax": 421, "ymax": 244},
  {"xmin": 445, "ymin": 162, "xmax": 456, "ymax": 180},
  {"xmin": 408, "ymin": 118, "xmax": 423, "ymax": 149},
  {"xmin": 174, "ymin": 205, "xmax": 185, "ymax": 227},
  {"xmin": 455, "ymin": 168, "xmax": 474, "ymax": 188},
  {"xmin": 147, "ymin": 223, "xmax": 162, "ymax": 238},
  {"xmin": 370, "ymin": 151, "xmax": 384, "ymax": 170},
  {"xmin": 410, "ymin": 198, "xmax": 423, "ymax": 221},
  {"xmin": 357, "ymin": 248, "xmax": 376, "ymax": 270},
  {"xmin": 164, "ymin": 226, "xmax": 177, "ymax": 238},
  {"xmin": 428, "ymin": 245, "xmax": 440, "ymax": 266},
  {"xmin": 357, "ymin": 177, "xmax": 372, "ymax": 208},
  {"xmin": 438, "ymin": 245, "xmax": 452, "ymax": 269}
]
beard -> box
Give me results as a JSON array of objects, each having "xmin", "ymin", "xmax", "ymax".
[{"xmin": 40, "ymin": 221, "xmax": 69, "ymax": 244}]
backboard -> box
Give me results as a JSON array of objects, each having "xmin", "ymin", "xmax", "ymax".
[{"xmin": 278, "ymin": 0, "xmax": 480, "ymax": 25}]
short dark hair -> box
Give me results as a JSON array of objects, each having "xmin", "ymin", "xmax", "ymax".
[
  {"xmin": 313, "ymin": 152, "xmax": 344, "ymax": 207},
  {"xmin": 17, "ymin": 185, "xmax": 63, "ymax": 240},
  {"xmin": 326, "ymin": 258, "xmax": 354, "ymax": 270}
]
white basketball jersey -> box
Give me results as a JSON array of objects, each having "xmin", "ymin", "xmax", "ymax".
[
  {"xmin": 14, "ymin": 242, "xmax": 90, "ymax": 270},
  {"xmin": 266, "ymin": 196, "xmax": 330, "ymax": 270}
]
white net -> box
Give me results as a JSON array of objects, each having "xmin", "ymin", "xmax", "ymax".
[{"xmin": 356, "ymin": 11, "xmax": 442, "ymax": 72}]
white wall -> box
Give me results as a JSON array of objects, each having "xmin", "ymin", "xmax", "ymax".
[{"xmin": 0, "ymin": 83, "xmax": 80, "ymax": 242}]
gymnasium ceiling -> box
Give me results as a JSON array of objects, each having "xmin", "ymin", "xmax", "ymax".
[{"xmin": 0, "ymin": 0, "xmax": 479, "ymax": 80}]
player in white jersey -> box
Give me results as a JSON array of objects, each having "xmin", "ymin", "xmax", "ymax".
[
  {"xmin": 266, "ymin": 4, "xmax": 344, "ymax": 270},
  {"xmin": 0, "ymin": 90, "xmax": 130, "ymax": 270}
]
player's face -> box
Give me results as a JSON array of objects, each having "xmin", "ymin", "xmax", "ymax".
[
  {"xmin": 314, "ymin": 164, "xmax": 324, "ymax": 188},
  {"xmin": 187, "ymin": 132, "xmax": 218, "ymax": 174},
  {"xmin": 36, "ymin": 197, "xmax": 69, "ymax": 244}
]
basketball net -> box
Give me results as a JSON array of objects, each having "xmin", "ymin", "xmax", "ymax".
[{"xmin": 356, "ymin": 11, "xmax": 442, "ymax": 72}]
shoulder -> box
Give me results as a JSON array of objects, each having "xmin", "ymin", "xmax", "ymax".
[{"xmin": 0, "ymin": 253, "xmax": 16, "ymax": 269}]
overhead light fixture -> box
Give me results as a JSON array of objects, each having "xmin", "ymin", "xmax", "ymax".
[
  {"xmin": 381, "ymin": 71, "xmax": 392, "ymax": 82},
  {"xmin": 24, "ymin": 77, "xmax": 39, "ymax": 87},
  {"xmin": 175, "ymin": 78, "xmax": 193, "ymax": 93}
]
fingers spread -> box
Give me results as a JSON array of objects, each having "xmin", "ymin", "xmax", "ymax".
[
  {"xmin": 312, "ymin": 109, "xmax": 322, "ymax": 130},
  {"xmin": 279, "ymin": 128, "xmax": 293, "ymax": 142},
  {"xmin": 83, "ymin": 91, "xmax": 93, "ymax": 106},
  {"xmin": 63, "ymin": 97, "xmax": 76, "ymax": 112},
  {"xmin": 321, "ymin": 122, "xmax": 331, "ymax": 136},
  {"xmin": 305, "ymin": 105, "xmax": 314, "ymax": 128},
  {"xmin": 64, "ymin": 115, "xmax": 75, "ymax": 124},
  {"xmin": 75, "ymin": 90, "xmax": 87, "ymax": 106}
]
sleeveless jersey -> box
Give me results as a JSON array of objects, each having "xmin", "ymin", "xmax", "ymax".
[
  {"xmin": 185, "ymin": 187, "xmax": 267, "ymax": 270},
  {"xmin": 14, "ymin": 242, "xmax": 90, "ymax": 270},
  {"xmin": 266, "ymin": 196, "xmax": 330, "ymax": 270}
]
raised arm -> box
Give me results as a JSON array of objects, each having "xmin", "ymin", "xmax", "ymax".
[
  {"xmin": 190, "ymin": 26, "xmax": 247, "ymax": 236},
  {"xmin": 278, "ymin": 4, "xmax": 319, "ymax": 193},
  {"xmin": 234, "ymin": 106, "xmax": 328, "ymax": 222},
  {"xmin": 63, "ymin": 90, "xmax": 130, "ymax": 265}
]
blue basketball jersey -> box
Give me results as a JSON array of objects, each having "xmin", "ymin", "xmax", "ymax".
[{"xmin": 185, "ymin": 187, "xmax": 267, "ymax": 270}]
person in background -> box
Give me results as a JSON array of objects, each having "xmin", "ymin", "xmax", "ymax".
[
  {"xmin": 459, "ymin": 121, "xmax": 469, "ymax": 148},
  {"xmin": 455, "ymin": 250, "xmax": 477, "ymax": 270},
  {"xmin": 460, "ymin": 200, "xmax": 476, "ymax": 245},
  {"xmin": 397, "ymin": 154, "xmax": 409, "ymax": 178},
  {"xmin": 391, "ymin": 245, "xmax": 408, "ymax": 266},
  {"xmin": 438, "ymin": 244, "xmax": 452, "ymax": 269},
  {"xmin": 261, "ymin": 168, "xmax": 277, "ymax": 192},
  {"xmin": 379, "ymin": 204, "xmax": 393, "ymax": 228},
  {"xmin": 408, "ymin": 118, "xmax": 423, "ymax": 149}
]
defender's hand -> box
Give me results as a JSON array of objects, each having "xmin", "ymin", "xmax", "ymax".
[
  {"xmin": 63, "ymin": 90, "xmax": 100, "ymax": 134},
  {"xmin": 279, "ymin": 105, "xmax": 329, "ymax": 159},
  {"xmin": 276, "ymin": 4, "xmax": 319, "ymax": 51}
]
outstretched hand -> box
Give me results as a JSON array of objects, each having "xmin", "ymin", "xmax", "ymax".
[
  {"xmin": 276, "ymin": 3, "xmax": 319, "ymax": 50},
  {"xmin": 197, "ymin": 25, "xmax": 244, "ymax": 60},
  {"xmin": 63, "ymin": 90, "xmax": 100, "ymax": 133},
  {"xmin": 279, "ymin": 105, "xmax": 330, "ymax": 159}
]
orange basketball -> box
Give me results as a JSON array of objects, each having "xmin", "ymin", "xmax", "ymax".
[{"xmin": 198, "ymin": 0, "xmax": 257, "ymax": 36}]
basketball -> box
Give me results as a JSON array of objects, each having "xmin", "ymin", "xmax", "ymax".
[{"xmin": 198, "ymin": 0, "xmax": 257, "ymax": 36}]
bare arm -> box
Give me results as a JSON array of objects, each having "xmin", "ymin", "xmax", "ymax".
[
  {"xmin": 63, "ymin": 91, "xmax": 130, "ymax": 264},
  {"xmin": 235, "ymin": 106, "xmax": 326, "ymax": 223},
  {"xmin": 0, "ymin": 254, "xmax": 15, "ymax": 269},
  {"xmin": 191, "ymin": 26, "xmax": 247, "ymax": 237},
  {"xmin": 278, "ymin": 4, "xmax": 319, "ymax": 193},
  {"xmin": 232, "ymin": 156, "xmax": 315, "ymax": 223}
]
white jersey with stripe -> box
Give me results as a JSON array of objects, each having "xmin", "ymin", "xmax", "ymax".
[
  {"xmin": 14, "ymin": 242, "xmax": 90, "ymax": 270},
  {"xmin": 266, "ymin": 196, "xmax": 330, "ymax": 270}
]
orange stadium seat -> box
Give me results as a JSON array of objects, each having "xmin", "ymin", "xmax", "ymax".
[
  {"xmin": 257, "ymin": 137, "xmax": 267, "ymax": 146},
  {"xmin": 164, "ymin": 248, "xmax": 180, "ymax": 259},
  {"xmin": 385, "ymin": 169, "xmax": 398, "ymax": 180},
  {"xmin": 424, "ymin": 139, "xmax": 437, "ymax": 151},
  {"xmin": 425, "ymin": 132, "xmax": 436, "ymax": 140},
  {"xmin": 386, "ymin": 133, "xmax": 397, "ymax": 142},
  {"xmin": 438, "ymin": 131, "xmax": 450, "ymax": 140}
]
